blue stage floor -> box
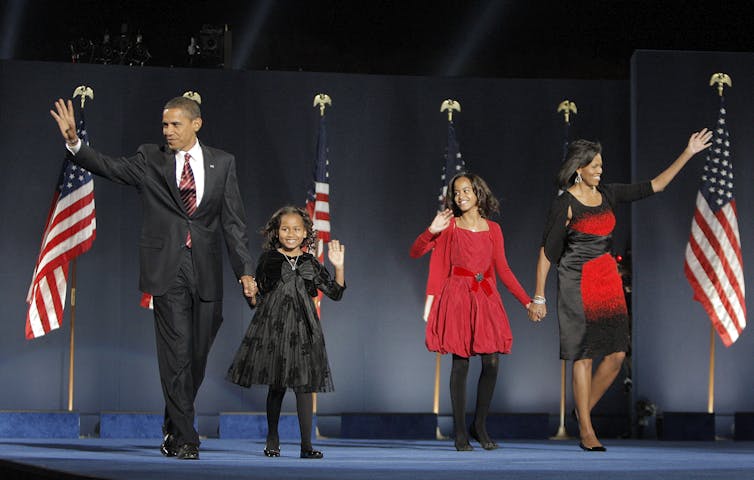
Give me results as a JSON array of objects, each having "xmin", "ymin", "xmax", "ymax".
[{"xmin": 0, "ymin": 438, "xmax": 752, "ymax": 480}]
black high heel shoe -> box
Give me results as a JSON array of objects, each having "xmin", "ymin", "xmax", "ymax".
[
  {"xmin": 300, "ymin": 448, "xmax": 324, "ymax": 459},
  {"xmin": 579, "ymin": 442, "xmax": 606, "ymax": 452},
  {"xmin": 469, "ymin": 425, "xmax": 498, "ymax": 450}
]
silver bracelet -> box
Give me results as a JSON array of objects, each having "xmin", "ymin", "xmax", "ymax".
[{"xmin": 532, "ymin": 295, "xmax": 546, "ymax": 305}]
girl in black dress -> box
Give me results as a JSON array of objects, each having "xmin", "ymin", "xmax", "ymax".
[{"xmin": 227, "ymin": 206, "xmax": 345, "ymax": 459}]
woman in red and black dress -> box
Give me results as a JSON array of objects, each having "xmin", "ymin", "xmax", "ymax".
[
  {"xmin": 529, "ymin": 131, "xmax": 712, "ymax": 451},
  {"xmin": 411, "ymin": 173, "xmax": 535, "ymax": 451}
]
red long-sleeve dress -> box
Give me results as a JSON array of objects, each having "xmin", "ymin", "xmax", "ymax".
[{"xmin": 411, "ymin": 218, "xmax": 530, "ymax": 357}]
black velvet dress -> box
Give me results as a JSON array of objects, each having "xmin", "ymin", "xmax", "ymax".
[
  {"xmin": 542, "ymin": 182, "xmax": 654, "ymax": 360},
  {"xmin": 227, "ymin": 250, "xmax": 344, "ymax": 392}
]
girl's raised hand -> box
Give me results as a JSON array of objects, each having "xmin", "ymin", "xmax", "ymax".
[
  {"xmin": 428, "ymin": 209, "xmax": 453, "ymax": 234},
  {"xmin": 327, "ymin": 239, "xmax": 345, "ymax": 268}
]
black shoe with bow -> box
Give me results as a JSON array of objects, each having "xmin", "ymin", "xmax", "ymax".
[
  {"xmin": 300, "ymin": 448, "xmax": 324, "ymax": 459},
  {"xmin": 176, "ymin": 443, "xmax": 200, "ymax": 460}
]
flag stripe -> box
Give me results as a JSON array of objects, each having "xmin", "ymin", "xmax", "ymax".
[
  {"xmin": 684, "ymin": 261, "xmax": 735, "ymax": 346},
  {"xmin": 687, "ymin": 224, "xmax": 744, "ymax": 334},
  {"xmin": 36, "ymin": 210, "xmax": 96, "ymax": 280},
  {"xmin": 692, "ymin": 202, "xmax": 745, "ymax": 309}
]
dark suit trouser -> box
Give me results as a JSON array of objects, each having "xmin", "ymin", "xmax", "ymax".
[{"xmin": 153, "ymin": 248, "xmax": 223, "ymax": 446}]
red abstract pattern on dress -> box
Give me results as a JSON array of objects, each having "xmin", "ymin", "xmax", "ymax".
[
  {"xmin": 581, "ymin": 253, "xmax": 627, "ymax": 322},
  {"xmin": 570, "ymin": 210, "xmax": 616, "ymax": 236}
]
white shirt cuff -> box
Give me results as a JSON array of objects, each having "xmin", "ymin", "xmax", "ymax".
[{"xmin": 65, "ymin": 138, "xmax": 82, "ymax": 154}]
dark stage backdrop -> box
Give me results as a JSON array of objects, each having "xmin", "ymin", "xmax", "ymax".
[
  {"xmin": 631, "ymin": 50, "xmax": 754, "ymax": 432},
  {"xmin": 2, "ymin": 60, "xmax": 632, "ymax": 434}
]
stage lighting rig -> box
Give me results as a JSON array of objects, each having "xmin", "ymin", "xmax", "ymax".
[
  {"xmin": 69, "ymin": 37, "xmax": 93, "ymax": 63},
  {"xmin": 127, "ymin": 31, "xmax": 151, "ymax": 66},
  {"xmin": 187, "ymin": 24, "xmax": 231, "ymax": 68},
  {"xmin": 91, "ymin": 30, "xmax": 114, "ymax": 64},
  {"xmin": 72, "ymin": 23, "xmax": 150, "ymax": 66}
]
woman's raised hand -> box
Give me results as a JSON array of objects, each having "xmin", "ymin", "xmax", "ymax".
[
  {"xmin": 685, "ymin": 128, "xmax": 713, "ymax": 155},
  {"xmin": 428, "ymin": 209, "xmax": 453, "ymax": 234}
]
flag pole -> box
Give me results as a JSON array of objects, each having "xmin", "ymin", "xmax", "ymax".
[
  {"xmin": 64, "ymin": 86, "xmax": 94, "ymax": 411},
  {"xmin": 431, "ymin": 100, "xmax": 462, "ymax": 440},
  {"xmin": 67, "ymin": 260, "xmax": 77, "ymax": 411},
  {"xmin": 704, "ymin": 73, "xmax": 731, "ymax": 414},
  {"xmin": 708, "ymin": 325, "xmax": 715, "ymax": 413},
  {"xmin": 311, "ymin": 93, "xmax": 332, "ymax": 437},
  {"xmin": 550, "ymin": 100, "xmax": 577, "ymax": 440}
]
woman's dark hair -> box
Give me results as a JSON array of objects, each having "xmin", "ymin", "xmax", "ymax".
[
  {"xmin": 261, "ymin": 206, "xmax": 318, "ymax": 251},
  {"xmin": 445, "ymin": 172, "xmax": 500, "ymax": 218},
  {"xmin": 557, "ymin": 139, "xmax": 602, "ymax": 189}
]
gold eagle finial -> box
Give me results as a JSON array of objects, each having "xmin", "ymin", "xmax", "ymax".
[
  {"xmin": 182, "ymin": 91, "xmax": 202, "ymax": 104},
  {"xmin": 557, "ymin": 100, "xmax": 578, "ymax": 124},
  {"xmin": 440, "ymin": 99, "xmax": 461, "ymax": 122},
  {"xmin": 72, "ymin": 86, "xmax": 94, "ymax": 109},
  {"xmin": 709, "ymin": 73, "xmax": 731, "ymax": 97},
  {"xmin": 313, "ymin": 93, "xmax": 332, "ymax": 116}
]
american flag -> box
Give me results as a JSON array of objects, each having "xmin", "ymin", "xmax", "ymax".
[
  {"xmin": 437, "ymin": 120, "xmax": 465, "ymax": 208},
  {"xmin": 306, "ymin": 113, "xmax": 331, "ymax": 256},
  {"xmin": 26, "ymin": 119, "xmax": 96, "ymax": 339},
  {"xmin": 684, "ymin": 97, "xmax": 746, "ymax": 346}
]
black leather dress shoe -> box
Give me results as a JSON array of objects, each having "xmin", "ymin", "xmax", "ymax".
[
  {"xmin": 300, "ymin": 448, "xmax": 323, "ymax": 459},
  {"xmin": 579, "ymin": 442, "xmax": 606, "ymax": 452},
  {"xmin": 176, "ymin": 443, "xmax": 200, "ymax": 460},
  {"xmin": 160, "ymin": 433, "xmax": 177, "ymax": 457}
]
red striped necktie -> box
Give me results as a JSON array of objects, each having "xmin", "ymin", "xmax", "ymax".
[{"xmin": 179, "ymin": 152, "xmax": 197, "ymax": 247}]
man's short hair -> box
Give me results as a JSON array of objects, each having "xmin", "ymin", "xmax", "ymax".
[{"xmin": 164, "ymin": 96, "xmax": 201, "ymax": 119}]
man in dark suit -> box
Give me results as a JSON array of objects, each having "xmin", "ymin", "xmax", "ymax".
[{"xmin": 51, "ymin": 97, "xmax": 258, "ymax": 460}]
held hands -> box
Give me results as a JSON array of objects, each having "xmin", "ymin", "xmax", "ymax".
[
  {"xmin": 327, "ymin": 240, "xmax": 345, "ymax": 269},
  {"xmin": 429, "ymin": 209, "xmax": 453, "ymax": 234},
  {"xmin": 240, "ymin": 275, "xmax": 258, "ymax": 307},
  {"xmin": 239, "ymin": 275, "xmax": 258, "ymax": 302},
  {"xmin": 685, "ymin": 128, "xmax": 713, "ymax": 155},
  {"xmin": 50, "ymin": 99, "xmax": 80, "ymax": 147},
  {"xmin": 527, "ymin": 302, "xmax": 546, "ymax": 322}
]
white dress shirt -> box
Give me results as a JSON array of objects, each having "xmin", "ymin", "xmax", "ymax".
[{"xmin": 175, "ymin": 140, "xmax": 205, "ymax": 207}]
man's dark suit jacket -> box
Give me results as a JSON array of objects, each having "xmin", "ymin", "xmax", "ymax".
[{"xmin": 71, "ymin": 142, "xmax": 254, "ymax": 301}]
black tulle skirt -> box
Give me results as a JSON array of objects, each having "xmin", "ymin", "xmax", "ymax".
[{"xmin": 226, "ymin": 276, "xmax": 334, "ymax": 393}]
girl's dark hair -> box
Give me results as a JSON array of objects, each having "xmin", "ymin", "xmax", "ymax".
[
  {"xmin": 261, "ymin": 206, "xmax": 317, "ymax": 251},
  {"xmin": 445, "ymin": 172, "xmax": 500, "ymax": 218},
  {"xmin": 557, "ymin": 139, "xmax": 602, "ymax": 189}
]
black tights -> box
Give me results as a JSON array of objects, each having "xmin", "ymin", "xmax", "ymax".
[
  {"xmin": 266, "ymin": 387, "xmax": 314, "ymax": 450},
  {"xmin": 450, "ymin": 353, "xmax": 499, "ymax": 444}
]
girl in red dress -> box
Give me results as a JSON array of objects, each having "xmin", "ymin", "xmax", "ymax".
[{"xmin": 411, "ymin": 173, "xmax": 535, "ymax": 451}]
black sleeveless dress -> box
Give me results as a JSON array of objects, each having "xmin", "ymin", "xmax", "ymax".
[{"xmin": 542, "ymin": 182, "xmax": 653, "ymax": 360}]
